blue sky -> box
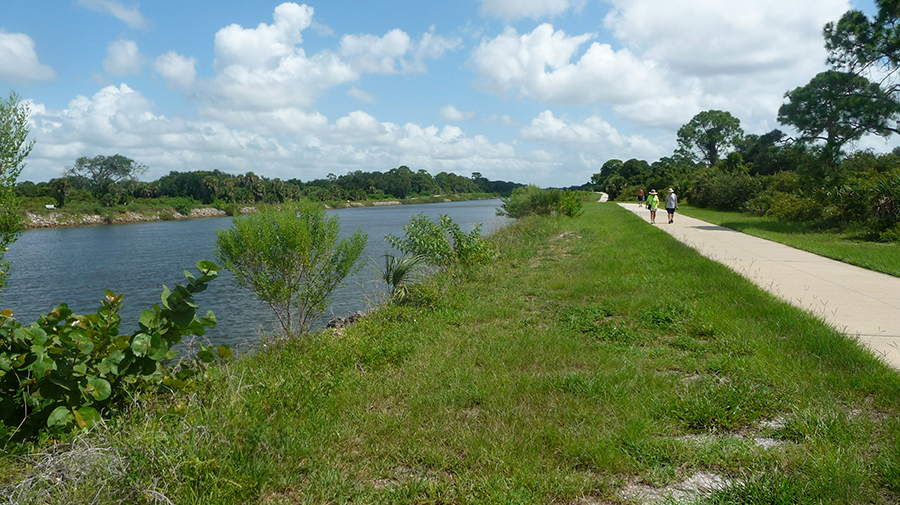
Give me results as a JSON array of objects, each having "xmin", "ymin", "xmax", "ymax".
[{"xmin": 0, "ymin": 0, "xmax": 882, "ymax": 187}]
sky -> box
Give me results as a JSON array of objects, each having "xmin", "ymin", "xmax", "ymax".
[{"xmin": 0, "ymin": 0, "xmax": 884, "ymax": 187}]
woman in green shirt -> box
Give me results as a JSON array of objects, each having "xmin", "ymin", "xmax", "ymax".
[{"xmin": 646, "ymin": 189, "xmax": 659, "ymax": 224}]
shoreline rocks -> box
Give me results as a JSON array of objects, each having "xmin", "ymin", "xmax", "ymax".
[{"xmin": 25, "ymin": 207, "xmax": 228, "ymax": 229}]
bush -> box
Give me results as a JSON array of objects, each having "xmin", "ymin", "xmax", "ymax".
[
  {"xmin": 689, "ymin": 171, "xmax": 760, "ymax": 211},
  {"xmin": 0, "ymin": 261, "xmax": 227, "ymax": 442},
  {"xmin": 766, "ymin": 192, "xmax": 819, "ymax": 222},
  {"xmin": 215, "ymin": 202, "xmax": 368, "ymax": 335},
  {"xmin": 386, "ymin": 214, "xmax": 494, "ymax": 268},
  {"xmin": 166, "ymin": 197, "xmax": 197, "ymax": 215},
  {"xmin": 498, "ymin": 185, "xmax": 583, "ymax": 218}
]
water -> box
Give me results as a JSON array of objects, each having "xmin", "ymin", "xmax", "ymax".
[{"xmin": 2, "ymin": 199, "xmax": 509, "ymax": 350}]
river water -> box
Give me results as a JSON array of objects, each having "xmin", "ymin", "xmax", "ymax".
[{"xmin": 2, "ymin": 199, "xmax": 508, "ymax": 350}]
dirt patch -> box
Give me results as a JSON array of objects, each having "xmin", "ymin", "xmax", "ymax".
[{"xmin": 620, "ymin": 471, "xmax": 735, "ymax": 504}]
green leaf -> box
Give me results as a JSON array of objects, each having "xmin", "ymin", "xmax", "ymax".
[
  {"xmin": 147, "ymin": 335, "xmax": 169, "ymax": 361},
  {"xmin": 216, "ymin": 345, "xmax": 233, "ymax": 359},
  {"xmin": 47, "ymin": 406, "xmax": 73, "ymax": 427},
  {"xmin": 70, "ymin": 330, "xmax": 94, "ymax": 354},
  {"xmin": 83, "ymin": 376, "xmax": 112, "ymax": 401},
  {"xmin": 201, "ymin": 310, "xmax": 217, "ymax": 328},
  {"xmin": 162, "ymin": 377, "xmax": 186, "ymax": 389},
  {"xmin": 196, "ymin": 259, "xmax": 220, "ymax": 273},
  {"xmin": 139, "ymin": 309, "xmax": 155, "ymax": 329},
  {"xmin": 75, "ymin": 406, "xmax": 100, "ymax": 428},
  {"xmin": 160, "ymin": 285, "xmax": 172, "ymax": 309},
  {"xmin": 197, "ymin": 350, "xmax": 214, "ymax": 363},
  {"xmin": 131, "ymin": 333, "xmax": 152, "ymax": 357}
]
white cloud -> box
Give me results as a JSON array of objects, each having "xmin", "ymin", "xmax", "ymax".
[
  {"xmin": 103, "ymin": 39, "xmax": 145, "ymax": 76},
  {"xmin": 521, "ymin": 110, "xmax": 665, "ymax": 160},
  {"xmin": 76, "ymin": 0, "xmax": 149, "ymax": 30},
  {"xmin": 347, "ymin": 87, "xmax": 377, "ymax": 104},
  {"xmin": 214, "ymin": 2, "xmax": 313, "ymax": 71},
  {"xmin": 603, "ymin": 0, "xmax": 846, "ymax": 77},
  {"xmin": 441, "ymin": 105, "xmax": 477, "ymax": 121},
  {"xmin": 206, "ymin": 3, "xmax": 357, "ymax": 114},
  {"xmin": 479, "ymin": 0, "xmax": 586, "ymax": 20},
  {"xmin": 0, "ymin": 32, "xmax": 56, "ymax": 83},
  {"xmin": 340, "ymin": 29, "xmax": 461, "ymax": 74},
  {"xmin": 154, "ymin": 51, "xmax": 197, "ymax": 88},
  {"xmin": 472, "ymin": 24, "xmax": 665, "ymax": 105}
]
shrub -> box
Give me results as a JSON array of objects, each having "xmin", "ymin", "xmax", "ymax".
[
  {"xmin": 766, "ymin": 192, "xmax": 819, "ymax": 222},
  {"xmin": 498, "ymin": 185, "xmax": 584, "ymax": 218},
  {"xmin": 215, "ymin": 202, "xmax": 368, "ymax": 335},
  {"xmin": 0, "ymin": 261, "xmax": 226, "ymax": 442},
  {"xmin": 166, "ymin": 197, "xmax": 197, "ymax": 215},
  {"xmin": 386, "ymin": 214, "xmax": 494, "ymax": 268}
]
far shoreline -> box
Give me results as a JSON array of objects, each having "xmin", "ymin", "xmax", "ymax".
[{"xmin": 22, "ymin": 194, "xmax": 501, "ymax": 230}]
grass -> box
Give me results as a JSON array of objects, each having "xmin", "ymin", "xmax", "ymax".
[
  {"xmin": 2, "ymin": 203, "xmax": 900, "ymax": 504},
  {"xmin": 678, "ymin": 205, "xmax": 900, "ymax": 278}
]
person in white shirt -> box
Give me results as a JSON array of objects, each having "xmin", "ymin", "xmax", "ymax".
[{"xmin": 665, "ymin": 188, "xmax": 678, "ymax": 224}]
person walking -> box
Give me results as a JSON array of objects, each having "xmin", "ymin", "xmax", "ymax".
[
  {"xmin": 637, "ymin": 188, "xmax": 645, "ymax": 208},
  {"xmin": 665, "ymin": 188, "xmax": 678, "ymax": 224},
  {"xmin": 646, "ymin": 189, "xmax": 659, "ymax": 224}
]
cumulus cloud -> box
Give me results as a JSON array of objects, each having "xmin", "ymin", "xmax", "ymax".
[
  {"xmin": 340, "ymin": 29, "xmax": 461, "ymax": 74},
  {"xmin": 154, "ymin": 51, "xmax": 197, "ymax": 88},
  {"xmin": 521, "ymin": 110, "xmax": 664, "ymax": 160},
  {"xmin": 103, "ymin": 39, "xmax": 145, "ymax": 75},
  {"xmin": 603, "ymin": 0, "xmax": 845, "ymax": 77},
  {"xmin": 0, "ymin": 32, "xmax": 56, "ymax": 83},
  {"xmin": 441, "ymin": 105, "xmax": 477, "ymax": 121},
  {"xmin": 22, "ymin": 83, "xmax": 528, "ymax": 186},
  {"xmin": 347, "ymin": 87, "xmax": 377, "ymax": 104},
  {"xmin": 472, "ymin": 24, "xmax": 665, "ymax": 105},
  {"xmin": 479, "ymin": 0, "xmax": 586, "ymax": 20},
  {"xmin": 205, "ymin": 3, "xmax": 356, "ymax": 114},
  {"xmin": 76, "ymin": 0, "xmax": 149, "ymax": 30}
]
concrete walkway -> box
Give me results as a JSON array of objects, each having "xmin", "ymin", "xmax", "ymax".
[{"xmin": 619, "ymin": 202, "xmax": 900, "ymax": 370}]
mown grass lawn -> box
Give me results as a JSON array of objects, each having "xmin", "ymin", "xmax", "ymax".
[
  {"xmin": 678, "ymin": 205, "xmax": 900, "ymax": 278},
  {"xmin": 3, "ymin": 202, "xmax": 900, "ymax": 504}
]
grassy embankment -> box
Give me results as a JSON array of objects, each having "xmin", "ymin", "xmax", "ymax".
[
  {"xmin": 3, "ymin": 202, "xmax": 900, "ymax": 504},
  {"xmin": 678, "ymin": 205, "xmax": 900, "ymax": 278}
]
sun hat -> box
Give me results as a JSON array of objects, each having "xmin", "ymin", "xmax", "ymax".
[
  {"xmin": 649, "ymin": 190, "xmax": 657, "ymax": 195},
  {"xmin": 668, "ymin": 188, "xmax": 674, "ymax": 193}
]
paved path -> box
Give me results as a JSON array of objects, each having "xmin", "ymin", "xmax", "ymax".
[{"xmin": 619, "ymin": 203, "xmax": 900, "ymax": 370}]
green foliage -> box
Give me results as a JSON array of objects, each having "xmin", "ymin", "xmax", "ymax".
[
  {"xmin": 778, "ymin": 71, "xmax": 900, "ymax": 171},
  {"xmin": 215, "ymin": 202, "xmax": 368, "ymax": 335},
  {"xmin": 0, "ymin": 91, "xmax": 32, "ymax": 302},
  {"xmin": 497, "ymin": 185, "xmax": 584, "ymax": 218},
  {"xmin": 64, "ymin": 154, "xmax": 149, "ymax": 199},
  {"xmin": 386, "ymin": 214, "xmax": 494, "ymax": 268},
  {"xmin": 677, "ymin": 110, "xmax": 744, "ymax": 166},
  {"xmin": 0, "ymin": 260, "xmax": 226, "ymax": 441},
  {"xmin": 688, "ymin": 171, "xmax": 761, "ymax": 211},
  {"xmin": 765, "ymin": 192, "xmax": 820, "ymax": 222},
  {"xmin": 377, "ymin": 254, "xmax": 423, "ymax": 303},
  {"xmin": 165, "ymin": 196, "xmax": 198, "ymax": 215}
]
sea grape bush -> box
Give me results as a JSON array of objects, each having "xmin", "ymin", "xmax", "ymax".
[
  {"xmin": 386, "ymin": 214, "xmax": 494, "ymax": 268},
  {"xmin": 0, "ymin": 260, "xmax": 230, "ymax": 442}
]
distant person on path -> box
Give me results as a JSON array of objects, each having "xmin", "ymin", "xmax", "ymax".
[
  {"xmin": 637, "ymin": 188, "xmax": 645, "ymax": 208},
  {"xmin": 666, "ymin": 188, "xmax": 678, "ymax": 224},
  {"xmin": 646, "ymin": 189, "xmax": 659, "ymax": 224}
]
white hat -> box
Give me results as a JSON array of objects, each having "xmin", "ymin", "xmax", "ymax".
[{"xmin": 668, "ymin": 188, "xmax": 674, "ymax": 193}]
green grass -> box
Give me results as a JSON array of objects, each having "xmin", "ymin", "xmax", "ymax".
[
  {"xmin": 679, "ymin": 205, "xmax": 900, "ymax": 278},
  {"xmin": 3, "ymin": 203, "xmax": 900, "ymax": 504}
]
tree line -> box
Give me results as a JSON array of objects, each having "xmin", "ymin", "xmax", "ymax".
[
  {"xmin": 588, "ymin": 1, "xmax": 900, "ymax": 241},
  {"xmin": 14, "ymin": 159, "xmax": 524, "ymax": 209}
]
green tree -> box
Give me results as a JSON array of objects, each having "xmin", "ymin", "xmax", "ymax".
[
  {"xmin": 824, "ymin": 2, "xmax": 900, "ymax": 80},
  {"xmin": 0, "ymin": 91, "xmax": 33, "ymax": 299},
  {"xmin": 64, "ymin": 154, "xmax": 148, "ymax": 200},
  {"xmin": 676, "ymin": 110, "xmax": 744, "ymax": 166},
  {"xmin": 214, "ymin": 202, "xmax": 368, "ymax": 335},
  {"xmin": 777, "ymin": 70, "xmax": 900, "ymax": 173}
]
